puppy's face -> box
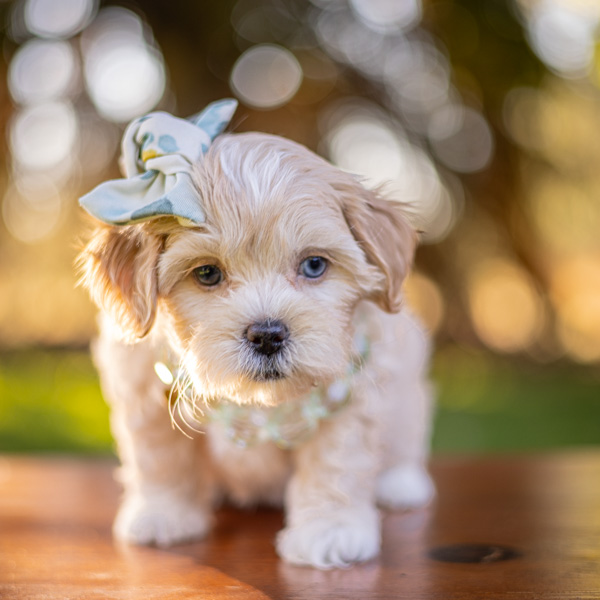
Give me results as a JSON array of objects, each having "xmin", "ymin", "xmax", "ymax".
[{"xmin": 80, "ymin": 133, "xmax": 415, "ymax": 405}]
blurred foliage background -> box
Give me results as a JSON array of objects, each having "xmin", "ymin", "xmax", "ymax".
[{"xmin": 0, "ymin": 0, "xmax": 598, "ymax": 454}]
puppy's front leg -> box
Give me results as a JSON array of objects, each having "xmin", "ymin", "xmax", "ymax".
[
  {"xmin": 95, "ymin": 326, "xmax": 214, "ymax": 547},
  {"xmin": 277, "ymin": 400, "xmax": 380, "ymax": 569}
]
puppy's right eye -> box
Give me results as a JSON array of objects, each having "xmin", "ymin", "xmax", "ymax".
[{"xmin": 193, "ymin": 265, "xmax": 223, "ymax": 287}]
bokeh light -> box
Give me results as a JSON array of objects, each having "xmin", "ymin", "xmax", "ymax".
[
  {"xmin": 404, "ymin": 272, "xmax": 445, "ymax": 334},
  {"xmin": 24, "ymin": 0, "xmax": 97, "ymax": 39},
  {"xmin": 230, "ymin": 44, "xmax": 303, "ymax": 109},
  {"xmin": 525, "ymin": 0, "xmax": 599, "ymax": 78},
  {"xmin": 315, "ymin": 9, "xmax": 386, "ymax": 76},
  {"xmin": 384, "ymin": 39, "xmax": 452, "ymax": 125},
  {"xmin": 468, "ymin": 259, "xmax": 544, "ymax": 353},
  {"xmin": 81, "ymin": 7, "xmax": 166, "ymax": 122},
  {"xmin": 325, "ymin": 109, "xmax": 405, "ymax": 186},
  {"xmin": 551, "ymin": 256, "xmax": 600, "ymax": 363},
  {"xmin": 9, "ymin": 101, "xmax": 78, "ymax": 172},
  {"xmin": 349, "ymin": 0, "xmax": 421, "ymax": 34},
  {"xmin": 323, "ymin": 103, "xmax": 458, "ymax": 242},
  {"xmin": 8, "ymin": 39, "xmax": 78, "ymax": 104},
  {"xmin": 429, "ymin": 105, "xmax": 494, "ymax": 173}
]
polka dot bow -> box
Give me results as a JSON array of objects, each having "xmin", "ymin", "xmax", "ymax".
[{"xmin": 79, "ymin": 99, "xmax": 238, "ymax": 227}]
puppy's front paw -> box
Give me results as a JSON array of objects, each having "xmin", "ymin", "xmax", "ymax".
[
  {"xmin": 114, "ymin": 494, "xmax": 212, "ymax": 548},
  {"xmin": 376, "ymin": 463, "xmax": 435, "ymax": 510},
  {"xmin": 276, "ymin": 507, "xmax": 380, "ymax": 569}
]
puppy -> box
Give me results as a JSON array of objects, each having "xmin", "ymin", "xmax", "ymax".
[{"xmin": 78, "ymin": 109, "xmax": 434, "ymax": 569}]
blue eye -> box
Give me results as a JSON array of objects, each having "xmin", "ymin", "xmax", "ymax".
[
  {"xmin": 300, "ymin": 256, "xmax": 328, "ymax": 279},
  {"xmin": 193, "ymin": 265, "xmax": 223, "ymax": 286}
]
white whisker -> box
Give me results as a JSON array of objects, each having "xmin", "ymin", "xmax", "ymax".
[{"xmin": 165, "ymin": 352, "xmax": 208, "ymax": 437}]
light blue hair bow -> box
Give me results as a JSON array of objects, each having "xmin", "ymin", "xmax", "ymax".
[{"xmin": 79, "ymin": 99, "xmax": 238, "ymax": 226}]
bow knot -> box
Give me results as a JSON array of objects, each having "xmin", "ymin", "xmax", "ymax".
[{"xmin": 79, "ymin": 99, "xmax": 238, "ymax": 227}]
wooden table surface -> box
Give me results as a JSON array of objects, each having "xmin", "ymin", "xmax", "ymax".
[{"xmin": 1, "ymin": 452, "xmax": 600, "ymax": 599}]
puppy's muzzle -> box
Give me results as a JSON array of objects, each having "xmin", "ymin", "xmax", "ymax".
[{"xmin": 245, "ymin": 319, "xmax": 289, "ymax": 356}]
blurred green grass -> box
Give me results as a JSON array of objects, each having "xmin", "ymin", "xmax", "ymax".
[
  {"xmin": 0, "ymin": 347, "xmax": 598, "ymax": 454},
  {"xmin": 0, "ymin": 350, "xmax": 112, "ymax": 453},
  {"xmin": 432, "ymin": 347, "xmax": 600, "ymax": 453}
]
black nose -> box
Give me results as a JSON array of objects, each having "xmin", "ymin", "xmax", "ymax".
[{"xmin": 245, "ymin": 320, "xmax": 289, "ymax": 356}]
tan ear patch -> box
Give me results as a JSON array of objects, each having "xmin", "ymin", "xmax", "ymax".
[
  {"xmin": 77, "ymin": 225, "xmax": 164, "ymax": 339},
  {"xmin": 342, "ymin": 189, "xmax": 417, "ymax": 313}
]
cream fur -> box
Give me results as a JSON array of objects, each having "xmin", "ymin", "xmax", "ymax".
[{"xmin": 79, "ymin": 132, "xmax": 435, "ymax": 569}]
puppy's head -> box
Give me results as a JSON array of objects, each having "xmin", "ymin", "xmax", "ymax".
[{"xmin": 79, "ymin": 133, "xmax": 416, "ymax": 404}]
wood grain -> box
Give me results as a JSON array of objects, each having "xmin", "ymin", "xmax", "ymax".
[{"xmin": 1, "ymin": 453, "xmax": 599, "ymax": 599}]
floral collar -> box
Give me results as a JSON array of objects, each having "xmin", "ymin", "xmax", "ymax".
[{"xmin": 154, "ymin": 333, "xmax": 370, "ymax": 449}]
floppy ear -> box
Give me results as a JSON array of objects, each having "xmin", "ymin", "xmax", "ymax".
[
  {"xmin": 78, "ymin": 224, "xmax": 164, "ymax": 340},
  {"xmin": 342, "ymin": 186, "xmax": 417, "ymax": 313}
]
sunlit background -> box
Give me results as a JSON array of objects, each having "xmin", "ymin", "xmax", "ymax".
[{"xmin": 0, "ymin": 0, "xmax": 599, "ymax": 453}]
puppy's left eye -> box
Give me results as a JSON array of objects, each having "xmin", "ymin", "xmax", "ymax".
[
  {"xmin": 299, "ymin": 256, "xmax": 328, "ymax": 279},
  {"xmin": 193, "ymin": 265, "xmax": 223, "ymax": 286}
]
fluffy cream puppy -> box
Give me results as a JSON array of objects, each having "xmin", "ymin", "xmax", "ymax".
[{"xmin": 79, "ymin": 131, "xmax": 434, "ymax": 569}]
